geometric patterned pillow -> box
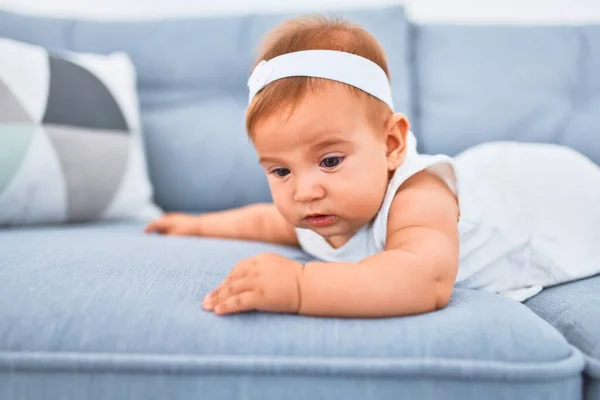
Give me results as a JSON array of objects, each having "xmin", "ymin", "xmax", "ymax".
[{"xmin": 0, "ymin": 38, "xmax": 162, "ymax": 226}]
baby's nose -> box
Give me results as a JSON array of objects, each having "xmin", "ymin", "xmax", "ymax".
[{"xmin": 293, "ymin": 175, "xmax": 326, "ymax": 203}]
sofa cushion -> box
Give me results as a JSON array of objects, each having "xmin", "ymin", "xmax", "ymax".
[
  {"xmin": 413, "ymin": 24, "xmax": 600, "ymax": 164},
  {"xmin": 0, "ymin": 223, "xmax": 584, "ymax": 399},
  {"xmin": 0, "ymin": 7, "xmax": 412, "ymax": 213},
  {"xmin": 525, "ymin": 275, "xmax": 600, "ymax": 400},
  {"xmin": 0, "ymin": 38, "xmax": 160, "ymax": 226}
]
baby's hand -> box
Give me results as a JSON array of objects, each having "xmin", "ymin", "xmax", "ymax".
[
  {"xmin": 203, "ymin": 253, "xmax": 303, "ymax": 315},
  {"xmin": 144, "ymin": 213, "xmax": 203, "ymax": 236}
]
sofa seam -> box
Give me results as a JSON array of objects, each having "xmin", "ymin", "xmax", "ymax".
[{"xmin": 0, "ymin": 347, "xmax": 585, "ymax": 381}]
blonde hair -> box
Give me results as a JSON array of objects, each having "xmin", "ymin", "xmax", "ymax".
[{"xmin": 245, "ymin": 15, "xmax": 392, "ymax": 137}]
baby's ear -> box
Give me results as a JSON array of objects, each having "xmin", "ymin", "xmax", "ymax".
[{"xmin": 385, "ymin": 113, "xmax": 410, "ymax": 171}]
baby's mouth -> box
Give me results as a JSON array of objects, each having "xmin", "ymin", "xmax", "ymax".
[{"xmin": 303, "ymin": 214, "xmax": 337, "ymax": 228}]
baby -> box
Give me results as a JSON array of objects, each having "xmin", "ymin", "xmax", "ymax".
[{"xmin": 146, "ymin": 16, "xmax": 600, "ymax": 317}]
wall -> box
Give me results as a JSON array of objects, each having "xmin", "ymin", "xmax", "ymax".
[{"xmin": 1, "ymin": 0, "xmax": 599, "ymax": 23}]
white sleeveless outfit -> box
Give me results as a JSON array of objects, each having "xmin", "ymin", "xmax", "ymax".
[{"xmin": 295, "ymin": 131, "xmax": 600, "ymax": 302}]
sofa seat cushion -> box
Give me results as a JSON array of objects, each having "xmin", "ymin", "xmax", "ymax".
[
  {"xmin": 0, "ymin": 223, "xmax": 585, "ymax": 400},
  {"xmin": 525, "ymin": 275, "xmax": 600, "ymax": 400}
]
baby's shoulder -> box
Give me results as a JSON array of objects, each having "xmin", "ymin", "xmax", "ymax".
[{"xmin": 385, "ymin": 170, "xmax": 459, "ymax": 243}]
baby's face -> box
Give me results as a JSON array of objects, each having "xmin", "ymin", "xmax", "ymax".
[{"xmin": 253, "ymin": 84, "xmax": 400, "ymax": 248}]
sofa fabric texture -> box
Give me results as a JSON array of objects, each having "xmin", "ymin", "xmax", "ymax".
[{"xmin": 0, "ymin": 223, "xmax": 585, "ymax": 400}]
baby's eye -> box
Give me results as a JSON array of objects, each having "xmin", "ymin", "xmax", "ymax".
[
  {"xmin": 271, "ymin": 168, "xmax": 290, "ymax": 177},
  {"xmin": 320, "ymin": 156, "xmax": 343, "ymax": 169}
]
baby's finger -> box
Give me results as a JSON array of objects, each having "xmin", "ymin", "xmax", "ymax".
[
  {"xmin": 144, "ymin": 218, "xmax": 170, "ymax": 234},
  {"xmin": 204, "ymin": 277, "xmax": 255, "ymax": 310},
  {"xmin": 228, "ymin": 257, "xmax": 261, "ymax": 280},
  {"xmin": 214, "ymin": 292, "xmax": 259, "ymax": 315},
  {"xmin": 214, "ymin": 263, "xmax": 250, "ymax": 292},
  {"xmin": 205, "ymin": 257, "xmax": 259, "ymax": 298}
]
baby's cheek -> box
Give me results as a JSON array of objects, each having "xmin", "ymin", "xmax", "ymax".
[
  {"xmin": 270, "ymin": 188, "xmax": 296, "ymax": 221},
  {"xmin": 350, "ymin": 173, "xmax": 388, "ymax": 213}
]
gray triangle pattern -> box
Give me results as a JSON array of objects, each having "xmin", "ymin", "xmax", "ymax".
[
  {"xmin": 0, "ymin": 79, "xmax": 34, "ymax": 123},
  {"xmin": 45, "ymin": 124, "xmax": 130, "ymax": 222},
  {"xmin": 43, "ymin": 55, "xmax": 129, "ymax": 132}
]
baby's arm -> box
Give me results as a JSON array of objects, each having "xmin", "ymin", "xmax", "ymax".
[
  {"xmin": 145, "ymin": 203, "xmax": 298, "ymax": 246},
  {"xmin": 298, "ymin": 170, "xmax": 459, "ymax": 317}
]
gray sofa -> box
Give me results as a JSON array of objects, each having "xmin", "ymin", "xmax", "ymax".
[{"xmin": 1, "ymin": 5, "xmax": 599, "ymax": 400}]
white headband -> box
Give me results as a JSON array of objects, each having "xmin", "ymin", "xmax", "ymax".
[{"xmin": 247, "ymin": 49, "xmax": 394, "ymax": 111}]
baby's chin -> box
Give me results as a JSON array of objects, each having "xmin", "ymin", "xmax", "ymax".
[{"xmin": 300, "ymin": 218, "xmax": 364, "ymax": 246}]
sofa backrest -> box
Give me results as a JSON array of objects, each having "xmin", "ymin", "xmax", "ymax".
[
  {"xmin": 0, "ymin": 7, "xmax": 411, "ymax": 213},
  {"xmin": 412, "ymin": 23, "xmax": 600, "ymax": 165},
  {"xmin": 1, "ymin": 8, "xmax": 598, "ymax": 214}
]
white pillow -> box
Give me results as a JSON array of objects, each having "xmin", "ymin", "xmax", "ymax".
[{"xmin": 0, "ymin": 38, "xmax": 162, "ymax": 225}]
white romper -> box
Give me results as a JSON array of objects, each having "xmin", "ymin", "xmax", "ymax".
[{"xmin": 295, "ymin": 131, "xmax": 600, "ymax": 302}]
